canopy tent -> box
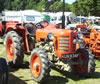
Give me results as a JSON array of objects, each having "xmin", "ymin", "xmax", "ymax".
[{"xmin": 3, "ymin": 10, "xmax": 43, "ymax": 23}]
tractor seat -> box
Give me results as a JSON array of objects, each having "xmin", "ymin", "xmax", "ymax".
[{"xmin": 25, "ymin": 23, "xmax": 37, "ymax": 36}]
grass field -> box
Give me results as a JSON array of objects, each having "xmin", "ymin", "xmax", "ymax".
[{"xmin": 0, "ymin": 39, "xmax": 100, "ymax": 84}]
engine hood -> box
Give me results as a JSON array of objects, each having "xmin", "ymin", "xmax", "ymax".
[{"xmin": 36, "ymin": 28, "xmax": 76, "ymax": 41}]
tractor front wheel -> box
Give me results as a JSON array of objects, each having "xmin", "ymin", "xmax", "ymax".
[
  {"xmin": 30, "ymin": 48, "xmax": 50, "ymax": 83},
  {"xmin": 6, "ymin": 31, "xmax": 24, "ymax": 68},
  {"xmin": 74, "ymin": 49, "xmax": 95, "ymax": 77}
]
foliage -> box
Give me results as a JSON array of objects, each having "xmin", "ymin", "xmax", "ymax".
[
  {"xmin": 49, "ymin": 1, "xmax": 63, "ymax": 12},
  {"xmin": 36, "ymin": 0, "xmax": 47, "ymax": 12},
  {"xmin": 25, "ymin": 0, "xmax": 36, "ymax": 10},
  {"xmin": 71, "ymin": 0, "xmax": 100, "ymax": 16},
  {"xmin": 4, "ymin": 0, "xmax": 12, "ymax": 10},
  {"xmin": 0, "ymin": 0, "xmax": 100, "ymax": 16},
  {"xmin": 0, "ymin": 0, "xmax": 5, "ymax": 12},
  {"xmin": 11, "ymin": 0, "xmax": 27, "ymax": 10}
]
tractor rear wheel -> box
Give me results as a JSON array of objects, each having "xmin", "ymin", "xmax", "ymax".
[
  {"xmin": 74, "ymin": 49, "xmax": 95, "ymax": 77},
  {"xmin": 30, "ymin": 48, "xmax": 50, "ymax": 83},
  {"xmin": 0, "ymin": 58, "xmax": 8, "ymax": 84},
  {"xmin": 6, "ymin": 31, "xmax": 24, "ymax": 68}
]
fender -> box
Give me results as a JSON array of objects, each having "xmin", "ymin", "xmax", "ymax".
[{"xmin": 5, "ymin": 25, "xmax": 30, "ymax": 53}]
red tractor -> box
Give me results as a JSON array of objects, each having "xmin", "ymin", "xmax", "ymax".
[
  {"xmin": 1, "ymin": 20, "xmax": 95, "ymax": 83},
  {"xmin": 0, "ymin": 58, "xmax": 8, "ymax": 84}
]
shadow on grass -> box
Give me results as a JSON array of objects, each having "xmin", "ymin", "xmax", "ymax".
[
  {"xmin": 8, "ymin": 61, "xmax": 29, "ymax": 72},
  {"xmin": 21, "ymin": 61, "xmax": 29, "ymax": 69},
  {"xmin": 8, "ymin": 67, "xmax": 19, "ymax": 72},
  {"xmin": 52, "ymin": 67, "xmax": 100, "ymax": 81},
  {"xmin": 91, "ymin": 72, "xmax": 100, "ymax": 78},
  {"xmin": 8, "ymin": 73, "xmax": 27, "ymax": 84},
  {"xmin": 0, "ymin": 42, "xmax": 3, "ymax": 44},
  {"xmin": 41, "ymin": 76, "xmax": 68, "ymax": 84}
]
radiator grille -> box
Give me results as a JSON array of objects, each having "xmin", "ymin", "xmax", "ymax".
[{"xmin": 59, "ymin": 37, "xmax": 69, "ymax": 52}]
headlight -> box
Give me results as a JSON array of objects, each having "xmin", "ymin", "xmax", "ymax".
[
  {"xmin": 73, "ymin": 39, "xmax": 76, "ymax": 44},
  {"xmin": 47, "ymin": 33, "xmax": 54, "ymax": 40},
  {"xmin": 77, "ymin": 33, "xmax": 83, "ymax": 39}
]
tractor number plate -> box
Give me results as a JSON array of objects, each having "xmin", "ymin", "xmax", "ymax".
[{"xmin": 62, "ymin": 54, "xmax": 78, "ymax": 58}]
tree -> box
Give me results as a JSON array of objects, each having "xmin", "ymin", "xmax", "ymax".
[
  {"xmin": 49, "ymin": 1, "xmax": 62, "ymax": 12},
  {"xmin": 91, "ymin": 0, "xmax": 100, "ymax": 16},
  {"xmin": 49, "ymin": 1, "xmax": 71, "ymax": 12},
  {"xmin": 4, "ymin": 0, "xmax": 13, "ymax": 10},
  {"xmin": 25, "ymin": 0, "xmax": 36, "ymax": 10},
  {"xmin": 36, "ymin": 0, "xmax": 47, "ymax": 12},
  {"xmin": 2, "ymin": 0, "xmax": 100, "ymax": 16},
  {"xmin": 0, "ymin": 0, "xmax": 5, "ymax": 12},
  {"xmin": 11, "ymin": 0, "xmax": 27, "ymax": 10},
  {"xmin": 71, "ymin": 0, "xmax": 100, "ymax": 16},
  {"xmin": 65, "ymin": 3, "xmax": 71, "ymax": 12}
]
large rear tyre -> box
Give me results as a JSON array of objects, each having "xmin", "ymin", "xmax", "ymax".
[
  {"xmin": 74, "ymin": 49, "xmax": 95, "ymax": 77},
  {"xmin": 6, "ymin": 31, "xmax": 24, "ymax": 68},
  {"xmin": 30, "ymin": 48, "xmax": 50, "ymax": 83},
  {"xmin": 0, "ymin": 58, "xmax": 8, "ymax": 84}
]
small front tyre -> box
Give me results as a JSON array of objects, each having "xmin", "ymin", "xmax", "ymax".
[
  {"xmin": 30, "ymin": 48, "xmax": 50, "ymax": 83},
  {"xmin": 73, "ymin": 49, "xmax": 95, "ymax": 77}
]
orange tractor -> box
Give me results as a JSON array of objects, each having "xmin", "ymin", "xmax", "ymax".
[
  {"xmin": 82, "ymin": 20, "xmax": 100, "ymax": 59},
  {"xmin": 71, "ymin": 20, "xmax": 100, "ymax": 59},
  {"xmin": 0, "ymin": 20, "xmax": 95, "ymax": 83}
]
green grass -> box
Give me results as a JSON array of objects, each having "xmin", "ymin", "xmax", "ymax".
[
  {"xmin": 0, "ymin": 39, "xmax": 100, "ymax": 84},
  {"xmin": 0, "ymin": 20, "xmax": 1, "ymax": 24}
]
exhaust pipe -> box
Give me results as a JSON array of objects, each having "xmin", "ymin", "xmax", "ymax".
[{"xmin": 62, "ymin": 0, "xmax": 65, "ymax": 29}]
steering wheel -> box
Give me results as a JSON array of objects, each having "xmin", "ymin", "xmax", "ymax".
[
  {"xmin": 35, "ymin": 22, "xmax": 44, "ymax": 29},
  {"xmin": 35, "ymin": 21, "xmax": 49, "ymax": 29}
]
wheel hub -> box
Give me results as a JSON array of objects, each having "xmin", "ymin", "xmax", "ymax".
[
  {"xmin": 10, "ymin": 44, "xmax": 13, "ymax": 54},
  {"xmin": 7, "ymin": 38, "xmax": 14, "ymax": 61},
  {"xmin": 33, "ymin": 62, "xmax": 40, "ymax": 69},
  {"xmin": 31, "ymin": 54, "xmax": 41, "ymax": 78}
]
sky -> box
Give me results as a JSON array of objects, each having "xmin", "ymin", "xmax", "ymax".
[
  {"xmin": 65, "ymin": 0, "xmax": 76, "ymax": 4},
  {"xmin": 48, "ymin": 0, "xmax": 76, "ymax": 4}
]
